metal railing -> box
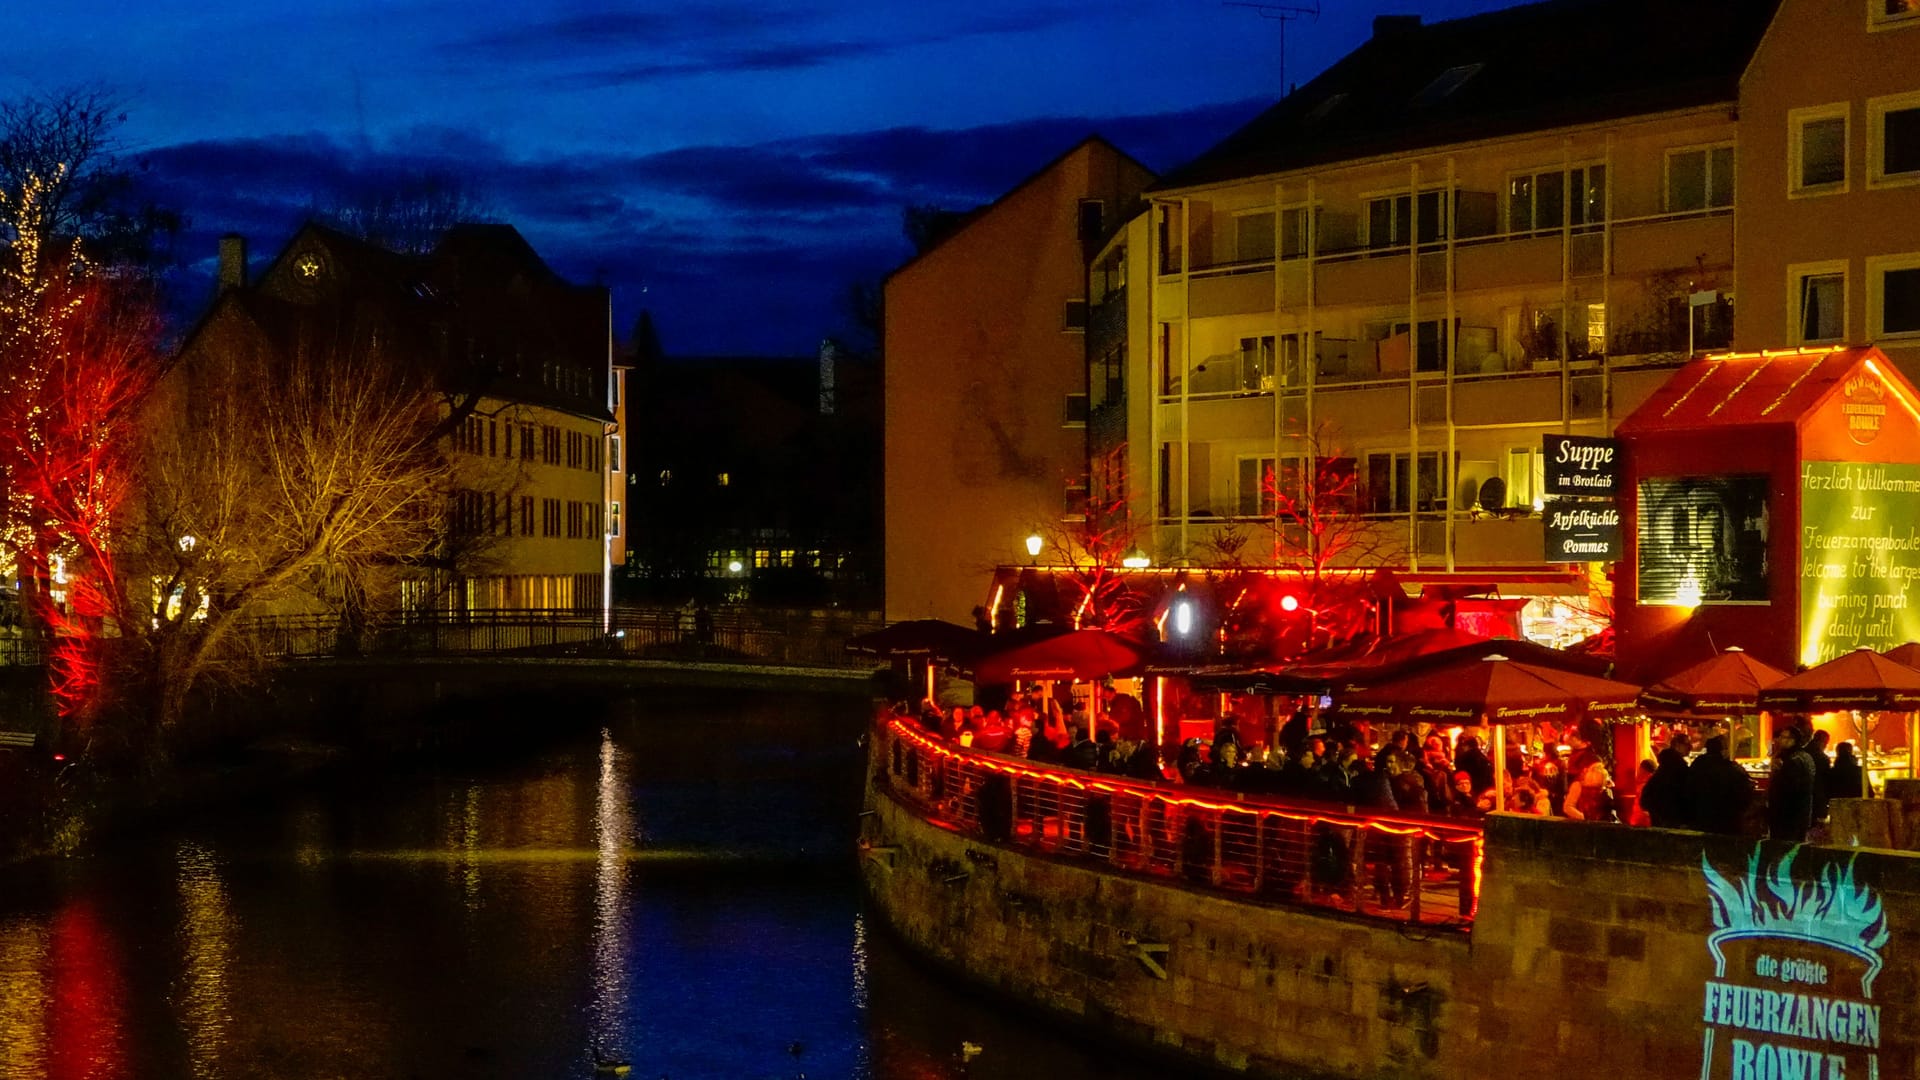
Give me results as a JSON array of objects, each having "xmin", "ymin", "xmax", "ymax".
[{"xmin": 877, "ymin": 715, "xmax": 1483, "ymax": 930}]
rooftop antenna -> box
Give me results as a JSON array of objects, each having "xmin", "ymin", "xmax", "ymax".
[{"xmin": 1225, "ymin": 2, "xmax": 1320, "ymax": 96}]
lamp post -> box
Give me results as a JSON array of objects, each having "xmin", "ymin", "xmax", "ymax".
[
  {"xmin": 1025, "ymin": 533, "xmax": 1043, "ymax": 564},
  {"xmin": 1121, "ymin": 548, "xmax": 1151, "ymax": 569}
]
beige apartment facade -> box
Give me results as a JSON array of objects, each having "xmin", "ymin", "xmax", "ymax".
[
  {"xmin": 884, "ymin": 138, "xmax": 1155, "ymax": 624},
  {"xmin": 1734, "ymin": 0, "xmax": 1920, "ymax": 376}
]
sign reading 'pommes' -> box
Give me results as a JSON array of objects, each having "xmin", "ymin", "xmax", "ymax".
[{"xmin": 1542, "ymin": 434, "xmax": 1622, "ymax": 497}]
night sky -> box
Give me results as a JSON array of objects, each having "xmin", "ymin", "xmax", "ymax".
[{"xmin": 15, "ymin": 0, "xmax": 1514, "ymax": 356}]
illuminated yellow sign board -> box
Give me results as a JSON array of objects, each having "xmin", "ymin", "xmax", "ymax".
[{"xmin": 1799, "ymin": 460, "xmax": 1920, "ymax": 666}]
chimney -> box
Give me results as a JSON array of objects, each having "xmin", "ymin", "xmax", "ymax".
[
  {"xmin": 1372, "ymin": 14, "xmax": 1421, "ymax": 39},
  {"xmin": 217, "ymin": 233, "xmax": 247, "ymax": 292}
]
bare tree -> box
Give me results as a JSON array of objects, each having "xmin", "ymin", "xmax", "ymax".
[
  {"xmin": 121, "ymin": 308, "xmax": 459, "ymax": 737},
  {"xmin": 322, "ymin": 170, "xmax": 493, "ymax": 255},
  {"xmin": 0, "ymin": 85, "xmax": 182, "ymax": 272},
  {"xmin": 1258, "ymin": 422, "xmax": 1404, "ymax": 658},
  {"xmin": 1037, "ymin": 445, "xmax": 1152, "ymax": 632}
]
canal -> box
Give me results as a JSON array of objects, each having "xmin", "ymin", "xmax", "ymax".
[{"xmin": 0, "ymin": 687, "xmax": 1169, "ymax": 1080}]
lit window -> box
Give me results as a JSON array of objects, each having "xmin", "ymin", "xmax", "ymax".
[
  {"xmin": 1666, "ymin": 146, "xmax": 1734, "ymax": 213},
  {"xmin": 658, "ymin": 469, "xmax": 672, "ymax": 486},
  {"xmin": 1790, "ymin": 105, "xmax": 1849, "ymax": 195},
  {"xmin": 716, "ymin": 472, "xmax": 730, "ymax": 487},
  {"xmin": 1872, "ymin": 0, "xmax": 1920, "ymax": 29},
  {"xmin": 1869, "ymin": 93, "xmax": 1920, "ymax": 187},
  {"xmin": 610, "ymin": 501, "xmax": 621, "ymax": 537}
]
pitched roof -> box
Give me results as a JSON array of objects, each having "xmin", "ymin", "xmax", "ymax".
[
  {"xmin": 1153, "ymin": 0, "xmax": 1781, "ymax": 193},
  {"xmin": 1615, "ymin": 347, "xmax": 1885, "ymax": 434}
]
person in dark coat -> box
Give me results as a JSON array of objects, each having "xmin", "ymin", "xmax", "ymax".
[
  {"xmin": 1683, "ymin": 735, "xmax": 1754, "ymax": 835},
  {"xmin": 1830, "ymin": 741, "xmax": 1870, "ymax": 800},
  {"xmin": 1454, "ymin": 735, "xmax": 1495, "ymax": 794},
  {"xmin": 1807, "ymin": 729, "xmax": 1835, "ymax": 823},
  {"xmin": 1638, "ymin": 743, "xmax": 1692, "ymax": 828},
  {"xmin": 1767, "ymin": 727, "xmax": 1817, "ymax": 842}
]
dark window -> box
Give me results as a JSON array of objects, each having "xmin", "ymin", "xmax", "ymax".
[
  {"xmin": 1885, "ymin": 267, "xmax": 1920, "ymax": 335},
  {"xmin": 1801, "ymin": 116, "xmax": 1847, "ymax": 187},
  {"xmin": 1062, "ymin": 299, "xmax": 1088, "ymax": 331},
  {"xmin": 1885, "ymin": 107, "xmax": 1920, "ymax": 177},
  {"xmin": 1077, "ymin": 200, "xmax": 1103, "ymax": 248},
  {"xmin": 1063, "ymin": 393, "xmax": 1089, "ymax": 425}
]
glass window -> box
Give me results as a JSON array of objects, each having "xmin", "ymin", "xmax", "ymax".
[
  {"xmin": 1884, "ymin": 267, "xmax": 1920, "ymax": 335},
  {"xmin": 1800, "ymin": 116, "xmax": 1847, "ymax": 188},
  {"xmin": 1367, "ymin": 190, "xmax": 1448, "ymax": 248},
  {"xmin": 1235, "ymin": 211, "xmax": 1275, "ymax": 263},
  {"xmin": 1800, "ymin": 273, "xmax": 1846, "ymax": 342},
  {"xmin": 1279, "ymin": 207, "xmax": 1311, "ymax": 259},
  {"xmin": 1237, "ymin": 457, "xmax": 1276, "ymax": 517},
  {"xmin": 1668, "ymin": 147, "xmax": 1735, "ymax": 212},
  {"xmin": 1062, "ymin": 393, "xmax": 1089, "ymax": 425},
  {"xmin": 1884, "ymin": 106, "xmax": 1920, "ymax": 177},
  {"xmin": 1239, "ymin": 336, "xmax": 1275, "ymax": 390}
]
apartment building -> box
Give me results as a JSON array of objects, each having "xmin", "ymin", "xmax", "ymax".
[
  {"xmin": 885, "ymin": 137, "xmax": 1155, "ymax": 623},
  {"xmin": 1734, "ymin": 0, "xmax": 1920, "ymax": 371},
  {"xmin": 178, "ymin": 222, "xmax": 616, "ymax": 615},
  {"xmin": 1082, "ymin": 0, "xmax": 1920, "ymax": 644}
]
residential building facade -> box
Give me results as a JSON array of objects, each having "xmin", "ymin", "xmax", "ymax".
[
  {"xmin": 176, "ymin": 222, "xmax": 615, "ymax": 616},
  {"xmin": 884, "ymin": 137, "xmax": 1156, "ymax": 624},
  {"xmin": 1087, "ymin": 0, "xmax": 1918, "ymax": 646}
]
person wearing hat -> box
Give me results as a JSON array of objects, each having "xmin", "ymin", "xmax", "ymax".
[{"xmin": 1767, "ymin": 726, "xmax": 1817, "ymax": 842}]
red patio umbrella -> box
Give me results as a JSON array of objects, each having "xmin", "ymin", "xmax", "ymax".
[
  {"xmin": 971, "ymin": 628, "xmax": 1147, "ymax": 684},
  {"xmin": 1882, "ymin": 642, "xmax": 1920, "ymax": 670},
  {"xmin": 1756, "ymin": 647, "xmax": 1920, "ymax": 713},
  {"xmin": 1330, "ymin": 653, "xmax": 1644, "ymax": 728},
  {"xmin": 1640, "ymin": 646, "xmax": 1790, "ymax": 716},
  {"xmin": 1330, "ymin": 652, "xmax": 1642, "ymax": 811},
  {"xmin": 845, "ymin": 619, "xmax": 982, "ymax": 662}
]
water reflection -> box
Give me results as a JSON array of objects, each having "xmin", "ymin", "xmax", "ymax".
[
  {"xmin": 591, "ymin": 727, "xmax": 633, "ymax": 1068},
  {"xmin": 0, "ymin": 690, "xmax": 1168, "ymax": 1080},
  {"xmin": 174, "ymin": 842, "xmax": 234, "ymax": 1079}
]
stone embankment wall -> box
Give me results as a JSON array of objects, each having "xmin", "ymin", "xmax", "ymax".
[{"xmin": 862, "ymin": 773, "xmax": 1920, "ymax": 1079}]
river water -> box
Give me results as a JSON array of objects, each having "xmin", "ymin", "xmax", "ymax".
[{"xmin": 0, "ymin": 688, "xmax": 1168, "ymax": 1080}]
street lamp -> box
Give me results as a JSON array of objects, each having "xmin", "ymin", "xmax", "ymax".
[
  {"xmin": 1121, "ymin": 548, "xmax": 1151, "ymax": 569},
  {"xmin": 1025, "ymin": 534, "xmax": 1043, "ymax": 563}
]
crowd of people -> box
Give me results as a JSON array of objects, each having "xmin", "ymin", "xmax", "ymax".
[{"xmin": 900, "ymin": 693, "xmax": 1876, "ymax": 841}]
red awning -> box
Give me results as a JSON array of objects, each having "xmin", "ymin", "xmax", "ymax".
[
  {"xmin": 1640, "ymin": 646, "xmax": 1789, "ymax": 716},
  {"xmin": 1758, "ymin": 647, "xmax": 1920, "ymax": 713}
]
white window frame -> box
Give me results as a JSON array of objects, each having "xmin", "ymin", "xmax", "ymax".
[
  {"xmin": 1867, "ymin": 252, "xmax": 1920, "ymax": 341},
  {"xmin": 1277, "ymin": 203, "xmax": 1316, "ymax": 260},
  {"xmin": 1505, "ymin": 162, "xmax": 1607, "ymax": 234},
  {"xmin": 1788, "ymin": 102, "xmax": 1851, "ymax": 198},
  {"xmin": 1231, "ymin": 206, "xmax": 1276, "ymax": 264},
  {"xmin": 1788, "ymin": 259, "xmax": 1851, "ymax": 346},
  {"xmin": 1236, "ymin": 454, "xmax": 1278, "ymax": 518},
  {"xmin": 1664, "ymin": 143, "xmax": 1736, "ymax": 214},
  {"xmin": 1868, "ymin": 90, "xmax": 1920, "ymax": 190},
  {"xmin": 1360, "ymin": 185, "xmax": 1451, "ymax": 248},
  {"xmin": 1869, "ymin": 0, "xmax": 1920, "ymax": 32}
]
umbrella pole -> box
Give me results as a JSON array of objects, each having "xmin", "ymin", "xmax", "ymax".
[
  {"xmin": 1909, "ymin": 712, "xmax": 1918, "ymax": 782},
  {"xmin": 1491, "ymin": 721, "xmax": 1506, "ymax": 813}
]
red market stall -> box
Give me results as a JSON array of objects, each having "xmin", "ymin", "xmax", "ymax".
[{"xmin": 1615, "ymin": 347, "xmax": 1920, "ymax": 683}]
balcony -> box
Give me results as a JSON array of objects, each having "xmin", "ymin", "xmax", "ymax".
[{"xmin": 1613, "ymin": 211, "xmax": 1733, "ymax": 275}]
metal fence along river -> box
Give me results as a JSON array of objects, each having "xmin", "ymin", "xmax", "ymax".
[{"xmin": 876, "ymin": 716, "xmax": 1484, "ymax": 929}]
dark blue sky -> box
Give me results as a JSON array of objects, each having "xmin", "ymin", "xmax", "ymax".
[{"xmin": 15, "ymin": 0, "xmax": 1514, "ymax": 355}]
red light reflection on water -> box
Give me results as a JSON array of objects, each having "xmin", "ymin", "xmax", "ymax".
[{"xmin": 45, "ymin": 900, "xmax": 124, "ymax": 1080}]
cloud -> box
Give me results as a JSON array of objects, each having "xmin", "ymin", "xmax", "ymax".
[
  {"xmin": 467, "ymin": 4, "xmax": 1093, "ymax": 89},
  {"xmin": 136, "ymin": 96, "xmax": 1262, "ymax": 353}
]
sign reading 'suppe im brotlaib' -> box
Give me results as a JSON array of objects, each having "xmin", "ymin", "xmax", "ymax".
[{"xmin": 1542, "ymin": 434, "xmax": 1622, "ymax": 497}]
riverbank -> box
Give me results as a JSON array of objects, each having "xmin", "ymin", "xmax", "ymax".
[
  {"xmin": 0, "ymin": 657, "xmax": 880, "ymax": 866},
  {"xmin": 861, "ymin": 716, "xmax": 1920, "ymax": 1079}
]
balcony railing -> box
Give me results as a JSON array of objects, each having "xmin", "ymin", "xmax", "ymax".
[{"xmin": 876, "ymin": 715, "xmax": 1483, "ymax": 930}]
